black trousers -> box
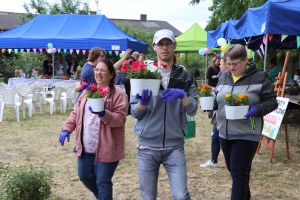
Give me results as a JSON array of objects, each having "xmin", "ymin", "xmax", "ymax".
[{"xmin": 220, "ymin": 138, "xmax": 258, "ymax": 200}]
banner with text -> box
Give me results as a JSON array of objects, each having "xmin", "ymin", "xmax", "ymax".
[{"xmin": 262, "ymin": 97, "xmax": 289, "ymax": 140}]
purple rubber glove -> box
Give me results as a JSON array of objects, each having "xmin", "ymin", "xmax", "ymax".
[
  {"xmin": 244, "ymin": 105, "xmax": 257, "ymax": 119},
  {"xmin": 161, "ymin": 88, "xmax": 185, "ymax": 102},
  {"xmin": 59, "ymin": 130, "xmax": 70, "ymax": 146},
  {"xmin": 89, "ymin": 106, "xmax": 106, "ymax": 117},
  {"xmin": 136, "ymin": 89, "xmax": 152, "ymax": 106}
]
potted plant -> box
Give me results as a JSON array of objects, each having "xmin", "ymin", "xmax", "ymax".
[
  {"xmin": 81, "ymin": 82, "xmax": 110, "ymax": 112},
  {"xmin": 198, "ymin": 84, "xmax": 215, "ymax": 111},
  {"xmin": 121, "ymin": 61, "xmax": 162, "ymax": 96},
  {"xmin": 224, "ymin": 93, "xmax": 249, "ymax": 120}
]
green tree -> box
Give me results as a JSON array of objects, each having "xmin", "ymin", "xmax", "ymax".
[
  {"xmin": 21, "ymin": 0, "xmax": 90, "ymax": 22},
  {"xmin": 190, "ymin": 0, "xmax": 266, "ymax": 30},
  {"xmin": 116, "ymin": 23, "xmax": 155, "ymax": 59}
]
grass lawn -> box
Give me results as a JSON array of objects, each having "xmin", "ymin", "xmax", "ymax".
[{"xmin": 0, "ymin": 106, "xmax": 300, "ymax": 200}]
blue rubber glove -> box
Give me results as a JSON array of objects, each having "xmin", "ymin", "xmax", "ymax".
[
  {"xmin": 59, "ymin": 130, "xmax": 70, "ymax": 146},
  {"xmin": 136, "ymin": 89, "xmax": 152, "ymax": 106},
  {"xmin": 244, "ymin": 105, "xmax": 257, "ymax": 119},
  {"xmin": 161, "ymin": 88, "xmax": 185, "ymax": 102},
  {"xmin": 89, "ymin": 106, "xmax": 106, "ymax": 117}
]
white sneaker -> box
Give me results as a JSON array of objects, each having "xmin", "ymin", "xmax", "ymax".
[{"xmin": 200, "ymin": 160, "xmax": 217, "ymax": 168}]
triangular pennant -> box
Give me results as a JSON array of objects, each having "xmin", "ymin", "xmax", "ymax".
[
  {"xmin": 268, "ymin": 34, "xmax": 273, "ymax": 41},
  {"xmin": 281, "ymin": 35, "xmax": 288, "ymax": 42},
  {"xmin": 63, "ymin": 49, "xmax": 67, "ymax": 54},
  {"xmin": 262, "ymin": 35, "xmax": 266, "ymax": 45},
  {"xmin": 39, "ymin": 48, "xmax": 43, "ymax": 54},
  {"xmin": 82, "ymin": 49, "xmax": 86, "ymax": 55},
  {"xmin": 33, "ymin": 48, "xmax": 37, "ymax": 53},
  {"xmin": 297, "ymin": 36, "xmax": 300, "ymax": 49},
  {"xmin": 115, "ymin": 51, "xmax": 119, "ymax": 56},
  {"xmin": 108, "ymin": 51, "xmax": 112, "ymax": 55},
  {"xmin": 20, "ymin": 49, "xmax": 24, "ymax": 53},
  {"xmin": 1, "ymin": 49, "xmax": 6, "ymax": 54},
  {"xmin": 8, "ymin": 49, "xmax": 12, "ymax": 54},
  {"xmin": 57, "ymin": 48, "xmax": 61, "ymax": 53},
  {"xmin": 14, "ymin": 49, "xmax": 19, "ymax": 53},
  {"xmin": 76, "ymin": 49, "xmax": 80, "ymax": 55},
  {"xmin": 69, "ymin": 49, "xmax": 73, "ymax": 54},
  {"xmin": 26, "ymin": 48, "xmax": 30, "ymax": 53}
]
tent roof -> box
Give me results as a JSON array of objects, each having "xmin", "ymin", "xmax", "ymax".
[
  {"xmin": 207, "ymin": 0, "xmax": 300, "ymax": 48},
  {"xmin": 175, "ymin": 23, "xmax": 207, "ymax": 52},
  {"xmin": 0, "ymin": 14, "xmax": 148, "ymax": 52}
]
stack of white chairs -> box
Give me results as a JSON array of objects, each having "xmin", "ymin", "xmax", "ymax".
[
  {"xmin": 44, "ymin": 86, "xmax": 67, "ymax": 114},
  {"xmin": 0, "ymin": 88, "xmax": 22, "ymax": 122},
  {"xmin": 65, "ymin": 85, "xmax": 77, "ymax": 109},
  {"xmin": 30, "ymin": 82, "xmax": 45, "ymax": 114},
  {"xmin": 15, "ymin": 84, "xmax": 33, "ymax": 119}
]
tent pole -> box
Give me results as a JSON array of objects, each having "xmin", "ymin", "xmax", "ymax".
[
  {"xmin": 263, "ymin": 34, "xmax": 269, "ymax": 72},
  {"xmin": 52, "ymin": 52, "xmax": 55, "ymax": 79},
  {"xmin": 205, "ymin": 54, "xmax": 208, "ymax": 84}
]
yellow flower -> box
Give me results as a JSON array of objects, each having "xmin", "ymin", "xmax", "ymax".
[
  {"xmin": 238, "ymin": 94, "xmax": 248, "ymax": 100},
  {"xmin": 224, "ymin": 93, "xmax": 232, "ymax": 99}
]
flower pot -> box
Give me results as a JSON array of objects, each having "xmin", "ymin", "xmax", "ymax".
[
  {"xmin": 87, "ymin": 98, "xmax": 104, "ymax": 112},
  {"xmin": 225, "ymin": 105, "xmax": 249, "ymax": 120},
  {"xmin": 130, "ymin": 79, "xmax": 161, "ymax": 96},
  {"xmin": 200, "ymin": 96, "xmax": 215, "ymax": 111}
]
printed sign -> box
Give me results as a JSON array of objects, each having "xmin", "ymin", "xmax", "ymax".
[
  {"xmin": 111, "ymin": 45, "xmax": 120, "ymax": 50},
  {"xmin": 262, "ymin": 97, "xmax": 289, "ymax": 140}
]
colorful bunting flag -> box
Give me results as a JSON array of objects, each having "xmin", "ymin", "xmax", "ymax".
[
  {"xmin": 115, "ymin": 51, "xmax": 119, "ymax": 56},
  {"xmin": 1, "ymin": 49, "xmax": 6, "ymax": 54},
  {"xmin": 268, "ymin": 34, "xmax": 273, "ymax": 41},
  {"xmin": 297, "ymin": 36, "xmax": 300, "ymax": 49},
  {"xmin": 33, "ymin": 48, "xmax": 37, "ymax": 53},
  {"xmin": 69, "ymin": 49, "xmax": 73, "ymax": 54},
  {"xmin": 39, "ymin": 48, "xmax": 43, "ymax": 54},
  {"xmin": 8, "ymin": 49, "xmax": 12, "ymax": 54},
  {"xmin": 14, "ymin": 49, "xmax": 19, "ymax": 53},
  {"xmin": 20, "ymin": 49, "xmax": 24, "ymax": 53},
  {"xmin": 63, "ymin": 49, "xmax": 67, "ymax": 54},
  {"xmin": 108, "ymin": 51, "xmax": 112, "ymax": 56},
  {"xmin": 76, "ymin": 49, "xmax": 80, "ymax": 55},
  {"xmin": 26, "ymin": 48, "xmax": 30, "ymax": 53},
  {"xmin": 82, "ymin": 49, "xmax": 86, "ymax": 55},
  {"xmin": 57, "ymin": 49, "xmax": 61, "ymax": 53},
  {"xmin": 281, "ymin": 35, "xmax": 288, "ymax": 42}
]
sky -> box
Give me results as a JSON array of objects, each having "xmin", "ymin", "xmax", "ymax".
[{"xmin": 0, "ymin": 0, "xmax": 212, "ymax": 32}]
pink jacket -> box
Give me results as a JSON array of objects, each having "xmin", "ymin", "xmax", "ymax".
[{"xmin": 62, "ymin": 86, "xmax": 128, "ymax": 162}]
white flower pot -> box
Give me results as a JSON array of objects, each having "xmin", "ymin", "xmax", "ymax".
[
  {"xmin": 87, "ymin": 98, "xmax": 104, "ymax": 112},
  {"xmin": 200, "ymin": 96, "xmax": 215, "ymax": 111},
  {"xmin": 225, "ymin": 105, "xmax": 249, "ymax": 120},
  {"xmin": 130, "ymin": 79, "xmax": 161, "ymax": 96}
]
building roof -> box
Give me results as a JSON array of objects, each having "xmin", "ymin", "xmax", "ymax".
[
  {"xmin": 0, "ymin": 11, "xmax": 181, "ymax": 36},
  {"xmin": 0, "ymin": 11, "xmax": 22, "ymax": 30}
]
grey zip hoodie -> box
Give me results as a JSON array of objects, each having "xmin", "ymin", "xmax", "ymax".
[
  {"xmin": 215, "ymin": 65, "xmax": 278, "ymax": 141},
  {"xmin": 131, "ymin": 64, "xmax": 198, "ymax": 148}
]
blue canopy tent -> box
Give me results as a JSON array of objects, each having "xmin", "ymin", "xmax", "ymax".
[
  {"xmin": 0, "ymin": 14, "xmax": 148, "ymax": 53},
  {"xmin": 207, "ymin": 0, "xmax": 300, "ymax": 70}
]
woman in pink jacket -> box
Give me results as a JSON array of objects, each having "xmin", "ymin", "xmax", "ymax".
[{"xmin": 59, "ymin": 58, "xmax": 128, "ymax": 200}]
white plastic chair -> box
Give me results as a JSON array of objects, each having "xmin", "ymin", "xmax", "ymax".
[
  {"xmin": 31, "ymin": 85, "xmax": 44, "ymax": 114},
  {"xmin": 15, "ymin": 84, "xmax": 33, "ymax": 119},
  {"xmin": 65, "ymin": 86, "xmax": 77, "ymax": 109},
  {"xmin": 0, "ymin": 88, "xmax": 22, "ymax": 122},
  {"xmin": 44, "ymin": 86, "xmax": 67, "ymax": 114},
  {"xmin": 0, "ymin": 83, "xmax": 7, "ymax": 102}
]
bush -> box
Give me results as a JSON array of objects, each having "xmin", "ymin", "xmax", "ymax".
[{"xmin": 0, "ymin": 164, "xmax": 53, "ymax": 200}]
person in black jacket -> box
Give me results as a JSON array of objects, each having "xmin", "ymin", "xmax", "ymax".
[{"xmin": 207, "ymin": 56, "xmax": 221, "ymax": 87}]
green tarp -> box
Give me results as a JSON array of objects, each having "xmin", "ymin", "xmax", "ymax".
[{"xmin": 175, "ymin": 23, "xmax": 207, "ymax": 52}]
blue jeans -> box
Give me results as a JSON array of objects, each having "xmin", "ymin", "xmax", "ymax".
[
  {"xmin": 220, "ymin": 138, "xmax": 258, "ymax": 200},
  {"xmin": 137, "ymin": 146, "xmax": 191, "ymax": 200},
  {"xmin": 211, "ymin": 124, "xmax": 220, "ymax": 163},
  {"xmin": 77, "ymin": 152, "xmax": 119, "ymax": 200}
]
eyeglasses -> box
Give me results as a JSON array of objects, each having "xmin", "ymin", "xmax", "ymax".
[
  {"xmin": 227, "ymin": 60, "xmax": 243, "ymax": 67},
  {"xmin": 156, "ymin": 42, "xmax": 173, "ymax": 49},
  {"xmin": 94, "ymin": 68, "xmax": 108, "ymax": 73}
]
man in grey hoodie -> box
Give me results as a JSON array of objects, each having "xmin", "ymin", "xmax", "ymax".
[{"xmin": 130, "ymin": 29, "xmax": 198, "ymax": 200}]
